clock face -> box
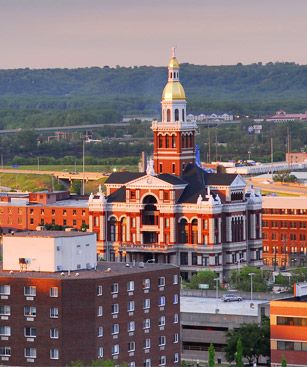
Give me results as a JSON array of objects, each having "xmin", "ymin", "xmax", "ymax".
[{"xmin": 147, "ymin": 178, "xmax": 152, "ymax": 184}]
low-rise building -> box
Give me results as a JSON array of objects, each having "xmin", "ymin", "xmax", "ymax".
[
  {"xmin": 0, "ymin": 232, "xmax": 180, "ymax": 367},
  {"xmin": 270, "ymin": 283, "xmax": 307, "ymax": 367},
  {"xmin": 262, "ymin": 196, "xmax": 307, "ymax": 269},
  {"xmin": 181, "ymin": 294, "xmax": 269, "ymax": 364}
]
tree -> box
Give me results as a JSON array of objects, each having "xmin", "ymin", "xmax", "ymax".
[
  {"xmin": 235, "ymin": 338, "xmax": 243, "ymax": 367},
  {"xmin": 281, "ymin": 356, "xmax": 287, "ymax": 367},
  {"xmin": 229, "ymin": 266, "xmax": 268, "ymax": 292},
  {"xmin": 225, "ymin": 318, "xmax": 270, "ymax": 365},
  {"xmin": 70, "ymin": 180, "xmax": 81, "ymax": 195},
  {"xmin": 188, "ymin": 270, "xmax": 218, "ymax": 290},
  {"xmin": 208, "ymin": 343, "xmax": 215, "ymax": 367}
]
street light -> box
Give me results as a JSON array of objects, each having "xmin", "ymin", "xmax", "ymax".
[
  {"xmin": 248, "ymin": 272, "xmax": 255, "ymax": 301},
  {"xmin": 214, "ymin": 277, "xmax": 219, "ymax": 301},
  {"xmin": 82, "ymin": 139, "xmax": 85, "ymax": 196}
]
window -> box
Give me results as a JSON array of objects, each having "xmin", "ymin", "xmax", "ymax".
[
  {"xmin": 143, "ymin": 318, "xmax": 150, "ymax": 329},
  {"xmin": 173, "ymin": 274, "xmax": 179, "ymax": 284},
  {"xmin": 128, "ymin": 321, "xmax": 135, "ymax": 332},
  {"xmin": 0, "ymin": 306, "xmax": 10, "ymax": 315},
  {"xmin": 0, "ymin": 285, "xmax": 10, "ymax": 295},
  {"xmin": 159, "ymin": 296, "xmax": 166, "ymax": 307},
  {"xmin": 128, "ymin": 301, "xmax": 135, "ymax": 312},
  {"xmin": 111, "ymin": 283, "xmax": 119, "ymax": 294},
  {"xmin": 50, "ymin": 328, "xmax": 59, "ymax": 339},
  {"xmin": 111, "ymin": 304, "xmax": 119, "ymax": 314},
  {"xmin": 174, "ymin": 333, "xmax": 179, "ymax": 343},
  {"xmin": 173, "ymin": 294, "xmax": 179, "ymax": 304},
  {"xmin": 144, "ymin": 298, "xmax": 150, "ymax": 309},
  {"xmin": 98, "ymin": 347, "xmax": 104, "ymax": 359},
  {"xmin": 143, "ymin": 278, "xmax": 150, "ymax": 289},
  {"xmin": 50, "ymin": 307, "xmax": 59, "ymax": 318},
  {"xmin": 128, "ymin": 341, "xmax": 135, "ymax": 352},
  {"xmin": 97, "ymin": 306, "xmax": 103, "ymax": 317},
  {"xmin": 0, "ymin": 347, "xmax": 11, "ymax": 356},
  {"xmin": 159, "ymin": 355, "xmax": 166, "ymax": 366},
  {"xmin": 24, "ymin": 327, "xmax": 36, "ymax": 338},
  {"xmin": 127, "ymin": 281, "xmax": 134, "ymax": 292},
  {"xmin": 112, "ymin": 324, "xmax": 119, "ymax": 335},
  {"xmin": 24, "ymin": 306, "xmax": 36, "ymax": 317},
  {"xmin": 129, "ymin": 362, "xmax": 136, "ymax": 367},
  {"xmin": 25, "ymin": 347, "xmax": 37, "ymax": 358},
  {"xmin": 50, "ymin": 348, "xmax": 59, "ymax": 360},
  {"xmin": 97, "ymin": 285, "xmax": 103, "ymax": 296},
  {"xmin": 98, "ymin": 326, "xmax": 103, "ymax": 337},
  {"xmin": 50, "ymin": 287, "xmax": 58, "ymax": 297},
  {"xmin": 174, "ymin": 313, "xmax": 179, "ymax": 323},
  {"xmin": 144, "ymin": 338, "xmax": 151, "ymax": 349},
  {"xmin": 159, "ymin": 315, "xmax": 166, "ymax": 326},
  {"xmin": 158, "ymin": 277, "xmax": 165, "ymax": 287},
  {"xmin": 145, "ymin": 359, "xmax": 151, "ymax": 367},
  {"xmin": 174, "ymin": 353, "xmax": 179, "ymax": 363},
  {"xmin": 159, "ymin": 335, "xmax": 166, "ymax": 346},
  {"xmin": 0, "ymin": 326, "xmax": 11, "ymax": 336},
  {"xmin": 112, "ymin": 344, "xmax": 119, "ymax": 355},
  {"xmin": 24, "ymin": 286, "xmax": 36, "ymax": 296}
]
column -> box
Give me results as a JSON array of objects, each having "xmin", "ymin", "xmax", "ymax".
[
  {"xmin": 89, "ymin": 214, "xmax": 93, "ymax": 232},
  {"xmin": 258, "ymin": 212, "xmax": 262, "ymax": 239},
  {"xmin": 170, "ymin": 216, "xmax": 176, "ymax": 243},
  {"xmin": 242, "ymin": 215, "xmax": 246, "ymax": 241},
  {"xmin": 226, "ymin": 216, "xmax": 232, "ymax": 242},
  {"xmin": 197, "ymin": 217, "xmax": 202, "ymax": 244},
  {"xmin": 218, "ymin": 218, "xmax": 221, "ymax": 244},
  {"xmin": 208, "ymin": 217, "xmax": 215, "ymax": 245},
  {"xmin": 126, "ymin": 216, "xmax": 131, "ymax": 242},
  {"xmin": 100, "ymin": 214, "xmax": 105, "ymax": 241},
  {"xmin": 136, "ymin": 216, "xmax": 141, "ymax": 243},
  {"xmin": 250, "ymin": 213, "xmax": 256, "ymax": 240},
  {"xmin": 159, "ymin": 216, "xmax": 164, "ymax": 244}
]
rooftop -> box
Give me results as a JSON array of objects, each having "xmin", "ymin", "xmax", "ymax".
[
  {"xmin": 0, "ymin": 198, "xmax": 88, "ymax": 208},
  {"xmin": 0, "ymin": 261, "xmax": 178, "ymax": 280},
  {"xmin": 181, "ymin": 296, "xmax": 267, "ymax": 316},
  {"xmin": 4, "ymin": 231, "xmax": 94, "ymax": 238}
]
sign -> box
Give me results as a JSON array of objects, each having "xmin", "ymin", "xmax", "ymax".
[{"xmin": 199, "ymin": 284, "xmax": 209, "ymax": 290}]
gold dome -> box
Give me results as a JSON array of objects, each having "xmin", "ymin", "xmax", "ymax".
[
  {"xmin": 168, "ymin": 56, "xmax": 180, "ymax": 69},
  {"xmin": 162, "ymin": 81, "xmax": 186, "ymax": 100}
]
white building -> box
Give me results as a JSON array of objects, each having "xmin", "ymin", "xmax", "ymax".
[{"xmin": 3, "ymin": 231, "xmax": 97, "ymax": 272}]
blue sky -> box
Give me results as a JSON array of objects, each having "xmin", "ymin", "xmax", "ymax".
[{"xmin": 1, "ymin": 0, "xmax": 307, "ymax": 68}]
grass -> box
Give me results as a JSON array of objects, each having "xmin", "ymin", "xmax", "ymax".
[
  {"xmin": 0, "ymin": 172, "xmax": 107, "ymax": 194},
  {"xmin": 261, "ymin": 190, "xmax": 300, "ymax": 197}
]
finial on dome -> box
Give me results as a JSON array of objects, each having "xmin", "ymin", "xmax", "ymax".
[{"xmin": 171, "ymin": 46, "xmax": 176, "ymax": 58}]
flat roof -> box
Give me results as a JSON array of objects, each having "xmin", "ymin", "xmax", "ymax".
[
  {"xmin": 0, "ymin": 262, "xmax": 178, "ymax": 280},
  {"xmin": 181, "ymin": 296, "xmax": 268, "ymax": 316},
  {"xmin": 0, "ymin": 198, "xmax": 88, "ymax": 208},
  {"xmin": 262, "ymin": 196, "xmax": 307, "ymax": 209},
  {"xmin": 4, "ymin": 231, "xmax": 94, "ymax": 238}
]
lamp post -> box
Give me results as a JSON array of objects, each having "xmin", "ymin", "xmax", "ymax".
[
  {"xmin": 248, "ymin": 272, "xmax": 255, "ymax": 301},
  {"xmin": 214, "ymin": 277, "xmax": 219, "ymax": 301},
  {"xmin": 82, "ymin": 139, "xmax": 85, "ymax": 196}
]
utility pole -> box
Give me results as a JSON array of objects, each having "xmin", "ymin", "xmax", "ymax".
[
  {"xmin": 271, "ymin": 137, "xmax": 274, "ymax": 179},
  {"xmin": 208, "ymin": 126, "xmax": 211, "ymax": 163},
  {"xmin": 215, "ymin": 127, "xmax": 218, "ymax": 162},
  {"xmin": 82, "ymin": 139, "xmax": 85, "ymax": 196}
]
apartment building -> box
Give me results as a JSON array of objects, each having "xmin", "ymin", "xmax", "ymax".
[{"xmin": 0, "ymin": 232, "xmax": 180, "ymax": 367}]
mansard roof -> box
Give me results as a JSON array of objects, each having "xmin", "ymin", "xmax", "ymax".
[
  {"xmin": 107, "ymin": 186, "xmax": 126, "ymax": 203},
  {"xmin": 157, "ymin": 173, "xmax": 186, "ymax": 185},
  {"xmin": 105, "ymin": 172, "xmax": 146, "ymax": 184}
]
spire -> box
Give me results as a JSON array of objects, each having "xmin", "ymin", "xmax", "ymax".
[{"xmin": 171, "ymin": 46, "xmax": 176, "ymax": 58}]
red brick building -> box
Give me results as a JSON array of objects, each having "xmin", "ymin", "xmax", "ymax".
[
  {"xmin": 0, "ymin": 232, "xmax": 180, "ymax": 366},
  {"xmin": 262, "ymin": 196, "xmax": 307, "ymax": 269},
  {"xmin": 0, "ymin": 191, "xmax": 88, "ymax": 233},
  {"xmin": 88, "ymin": 51, "xmax": 263, "ymax": 280}
]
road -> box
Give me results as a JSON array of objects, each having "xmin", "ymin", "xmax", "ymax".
[{"xmin": 247, "ymin": 177, "xmax": 307, "ymax": 196}]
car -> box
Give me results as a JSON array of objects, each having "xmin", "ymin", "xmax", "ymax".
[{"xmin": 222, "ymin": 293, "xmax": 243, "ymax": 302}]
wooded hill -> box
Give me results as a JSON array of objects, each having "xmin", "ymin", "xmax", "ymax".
[{"xmin": 0, "ymin": 62, "xmax": 307, "ymax": 129}]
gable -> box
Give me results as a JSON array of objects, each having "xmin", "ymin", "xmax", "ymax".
[
  {"xmin": 230, "ymin": 175, "xmax": 246, "ymax": 188},
  {"xmin": 126, "ymin": 174, "xmax": 186, "ymax": 189}
]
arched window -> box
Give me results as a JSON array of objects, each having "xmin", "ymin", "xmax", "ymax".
[
  {"xmin": 109, "ymin": 217, "xmax": 116, "ymax": 242},
  {"xmin": 120, "ymin": 217, "xmax": 126, "ymax": 242},
  {"xmin": 182, "ymin": 109, "xmax": 185, "ymax": 121},
  {"xmin": 158, "ymin": 135, "xmax": 163, "ymax": 148},
  {"xmin": 170, "ymin": 72, "xmax": 172, "ymax": 79},
  {"xmin": 175, "ymin": 109, "xmax": 179, "ymax": 121},
  {"xmin": 165, "ymin": 135, "xmax": 169, "ymax": 148},
  {"xmin": 189, "ymin": 135, "xmax": 193, "ymax": 148},
  {"xmin": 179, "ymin": 219, "xmax": 189, "ymax": 243},
  {"xmin": 191, "ymin": 219, "xmax": 198, "ymax": 244},
  {"xmin": 172, "ymin": 135, "xmax": 176, "ymax": 148},
  {"xmin": 142, "ymin": 195, "xmax": 158, "ymax": 226},
  {"xmin": 181, "ymin": 135, "xmax": 185, "ymax": 148},
  {"xmin": 167, "ymin": 109, "xmax": 171, "ymax": 122}
]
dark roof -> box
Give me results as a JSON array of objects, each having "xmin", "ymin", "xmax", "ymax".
[
  {"xmin": 105, "ymin": 172, "xmax": 145, "ymax": 184},
  {"xmin": 107, "ymin": 186, "xmax": 126, "ymax": 203},
  {"xmin": 157, "ymin": 173, "xmax": 187, "ymax": 185},
  {"xmin": 206, "ymin": 173, "xmax": 238, "ymax": 186}
]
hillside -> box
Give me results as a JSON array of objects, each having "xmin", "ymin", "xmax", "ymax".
[{"xmin": 0, "ymin": 63, "xmax": 307, "ymax": 129}]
